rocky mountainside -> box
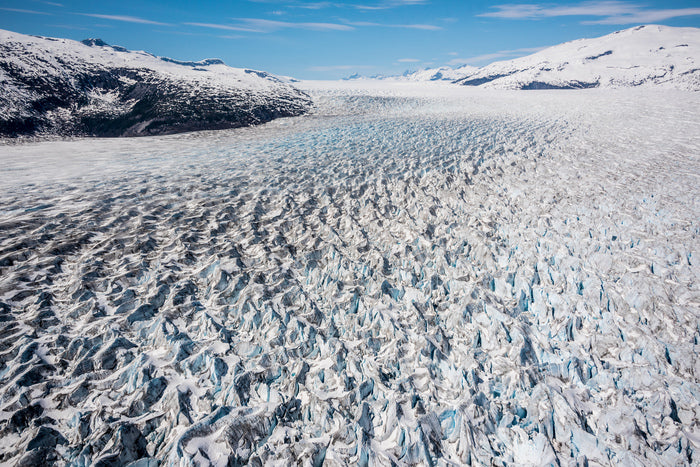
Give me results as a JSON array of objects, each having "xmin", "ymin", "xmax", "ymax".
[
  {"xmin": 0, "ymin": 30, "xmax": 312, "ymax": 137},
  {"xmin": 455, "ymin": 25, "xmax": 700, "ymax": 90}
]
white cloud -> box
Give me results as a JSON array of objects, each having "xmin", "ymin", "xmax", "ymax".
[
  {"xmin": 190, "ymin": 17, "xmax": 438, "ymax": 33},
  {"xmin": 346, "ymin": 21, "xmax": 441, "ymax": 30},
  {"xmin": 293, "ymin": 2, "xmax": 336, "ymax": 9},
  {"xmin": 51, "ymin": 24, "xmax": 89, "ymax": 30},
  {"xmin": 353, "ymin": 0, "xmax": 428, "ymax": 10},
  {"xmin": 186, "ymin": 19, "xmax": 353, "ymax": 33},
  {"xmin": 79, "ymin": 14, "xmax": 169, "ymax": 25},
  {"xmin": 585, "ymin": 8, "xmax": 700, "ymax": 24},
  {"xmin": 249, "ymin": 0, "xmax": 427, "ymax": 10},
  {"xmin": 401, "ymin": 23, "xmax": 441, "ymax": 30},
  {"xmin": 185, "ymin": 22, "xmax": 268, "ymax": 33},
  {"xmin": 249, "ymin": 0, "xmax": 336, "ymax": 5},
  {"xmin": 479, "ymin": 2, "xmax": 638, "ymax": 19},
  {"xmin": 0, "ymin": 7, "xmax": 51, "ymax": 15},
  {"xmin": 397, "ymin": 58, "xmax": 420, "ymax": 62},
  {"xmin": 448, "ymin": 47, "xmax": 546, "ymax": 66},
  {"xmin": 479, "ymin": 1, "xmax": 700, "ymax": 25},
  {"xmin": 235, "ymin": 18, "xmax": 354, "ymax": 31},
  {"xmin": 308, "ymin": 64, "xmax": 373, "ymax": 71}
]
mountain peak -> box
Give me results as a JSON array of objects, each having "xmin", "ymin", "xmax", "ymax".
[
  {"xmin": 159, "ymin": 57, "xmax": 226, "ymax": 67},
  {"xmin": 81, "ymin": 38, "xmax": 109, "ymax": 47},
  {"xmin": 81, "ymin": 38, "xmax": 129, "ymax": 53}
]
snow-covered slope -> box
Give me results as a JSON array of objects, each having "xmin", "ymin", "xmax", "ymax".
[
  {"xmin": 0, "ymin": 30, "xmax": 312, "ymax": 137},
  {"xmin": 455, "ymin": 25, "xmax": 700, "ymax": 90}
]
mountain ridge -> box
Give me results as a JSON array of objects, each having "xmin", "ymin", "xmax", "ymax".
[
  {"xmin": 455, "ymin": 25, "xmax": 699, "ymax": 90},
  {"xmin": 342, "ymin": 65, "xmax": 478, "ymax": 83},
  {"xmin": 0, "ymin": 29, "xmax": 312, "ymax": 138}
]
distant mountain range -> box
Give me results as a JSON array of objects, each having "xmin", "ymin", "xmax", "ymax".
[
  {"xmin": 343, "ymin": 65, "xmax": 479, "ymax": 83},
  {"xmin": 346, "ymin": 25, "xmax": 700, "ymax": 91},
  {"xmin": 0, "ymin": 30, "xmax": 312, "ymax": 138},
  {"xmin": 1, "ymin": 25, "xmax": 698, "ymax": 138}
]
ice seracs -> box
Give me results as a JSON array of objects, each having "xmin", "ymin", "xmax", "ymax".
[
  {"xmin": 0, "ymin": 29, "xmax": 312, "ymax": 137},
  {"xmin": 0, "ymin": 81, "xmax": 698, "ymax": 466}
]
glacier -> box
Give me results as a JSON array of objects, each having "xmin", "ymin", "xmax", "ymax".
[{"xmin": 0, "ymin": 82, "xmax": 698, "ymax": 466}]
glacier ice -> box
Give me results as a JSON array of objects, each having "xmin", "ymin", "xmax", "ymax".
[{"xmin": 0, "ymin": 83, "xmax": 698, "ymax": 465}]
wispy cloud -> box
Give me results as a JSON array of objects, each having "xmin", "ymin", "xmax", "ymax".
[
  {"xmin": 51, "ymin": 24, "xmax": 89, "ymax": 30},
  {"xmin": 0, "ymin": 7, "xmax": 52, "ymax": 15},
  {"xmin": 479, "ymin": 1, "xmax": 700, "ymax": 25},
  {"xmin": 480, "ymin": 2, "xmax": 638, "ymax": 18},
  {"xmin": 292, "ymin": 2, "xmax": 336, "ymax": 9},
  {"xmin": 398, "ymin": 23, "xmax": 441, "ymax": 30},
  {"xmin": 354, "ymin": 0, "xmax": 428, "ymax": 10},
  {"xmin": 308, "ymin": 64, "xmax": 373, "ymax": 71},
  {"xmin": 448, "ymin": 47, "xmax": 546, "ymax": 66},
  {"xmin": 346, "ymin": 21, "xmax": 441, "ymax": 30},
  {"xmin": 79, "ymin": 14, "xmax": 170, "ymax": 26},
  {"xmin": 237, "ymin": 18, "xmax": 354, "ymax": 31},
  {"xmin": 188, "ymin": 18, "xmax": 353, "ymax": 32},
  {"xmin": 187, "ymin": 18, "xmax": 439, "ymax": 34},
  {"xmin": 184, "ymin": 22, "xmax": 266, "ymax": 33},
  {"xmin": 248, "ymin": 0, "xmax": 338, "ymax": 8},
  {"xmin": 248, "ymin": 0, "xmax": 426, "ymax": 10},
  {"xmin": 397, "ymin": 58, "xmax": 420, "ymax": 62},
  {"xmin": 585, "ymin": 8, "xmax": 700, "ymax": 24}
]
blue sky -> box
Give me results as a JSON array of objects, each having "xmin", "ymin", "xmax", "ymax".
[{"xmin": 1, "ymin": 0, "xmax": 699, "ymax": 79}]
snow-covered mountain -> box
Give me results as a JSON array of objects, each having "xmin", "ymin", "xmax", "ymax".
[
  {"xmin": 345, "ymin": 65, "xmax": 478, "ymax": 83},
  {"xmin": 0, "ymin": 30, "xmax": 312, "ymax": 137},
  {"xmin": 455, "ymin": 25, "xmax": 700, "ymax": 90},
  {"xmin": 344, "ymin": 25, "xmax": 699, "ymax": 90},
  {"xmin": 403, "ymin": 65, "xmax": 479, "ymax": 82}
]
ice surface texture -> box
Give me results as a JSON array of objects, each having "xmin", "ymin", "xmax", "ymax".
[{"xmin": 0, "ymin": 83, "xmax": 699, "ymax": 465}]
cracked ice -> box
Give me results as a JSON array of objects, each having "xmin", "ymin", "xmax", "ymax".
[{"xmin": 0, "ymin": 82, "xmax": 698, "ymax": 466}]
